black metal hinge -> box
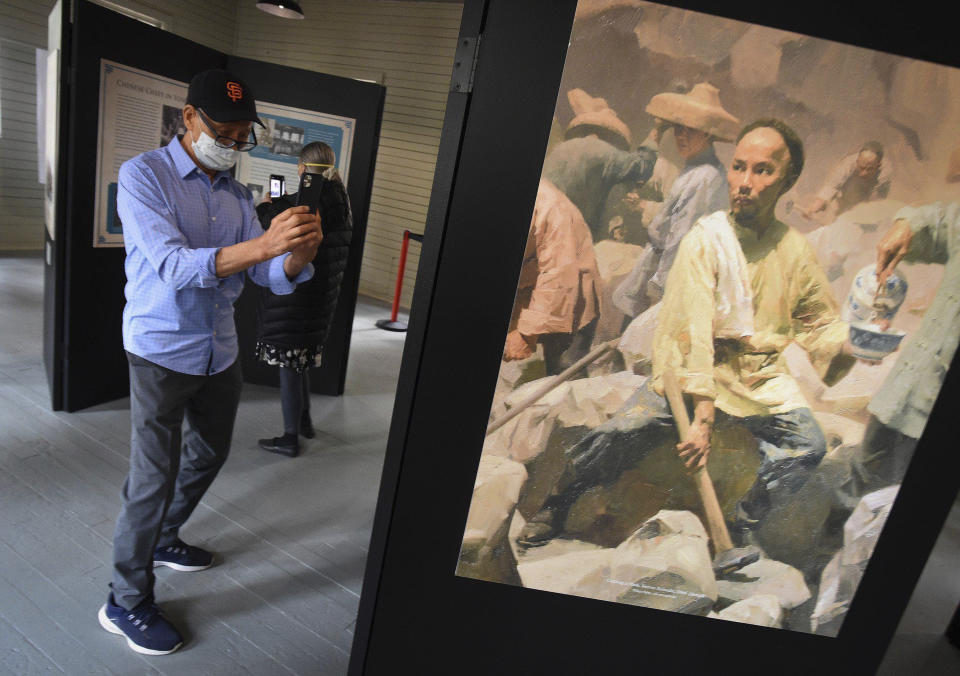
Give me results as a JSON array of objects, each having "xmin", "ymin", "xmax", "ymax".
[{"xmin": 450, "ymin": 36, "xmax": 481, "ymax": 94}]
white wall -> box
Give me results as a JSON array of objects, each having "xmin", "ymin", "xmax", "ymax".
[
  {"xmin": 235, "ymin": 1, "xmax": 464, "ymax": 305},
  {"xmin": 0, "ymin": 0, "xmax": 237, "ymax": 250}
]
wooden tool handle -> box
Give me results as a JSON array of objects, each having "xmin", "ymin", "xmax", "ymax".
[
  {"xmin": 662, "ymin": 370, "xmax": 734, "ymax": 553},
  {"xmin": 486, "ymin": 340, "xmax": 618, "ymax": 436}
]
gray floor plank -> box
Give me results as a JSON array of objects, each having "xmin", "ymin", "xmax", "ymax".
[
  {"xmin": 0, "ymin": 465, "xmax": 45, "ymax": 527},
  {"xmin": 154, "ymin": 568, "xmax": 347, "ymax": 674},
  {"xmin": 0, "ymin": 495, "xmax": 264, "ymax": 676},
  {"xmin": 182, "ymin": 510, "xmax": 361, "ymax": 630},
  {"xmin": 0, "ymin": 543, "xmax": 147, "ymax": 675},
  {"xmin": 0, "ymin": 613, "xmax": 63, "ymax": 675},
  {"xmin": 193, "ymin": 493, "xmax": 364, "ymax": 603}
]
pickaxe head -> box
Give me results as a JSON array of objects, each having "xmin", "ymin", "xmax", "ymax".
[{"xmin": 712, "ymin": 545, "xmax": 762, "ymax": 576}]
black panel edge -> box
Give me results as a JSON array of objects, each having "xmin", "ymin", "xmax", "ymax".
[{"xmin": 347, "ymin": 1, "xmax": 489, "ymax": 672}]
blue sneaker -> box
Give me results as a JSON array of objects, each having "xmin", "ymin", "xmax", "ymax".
[
  {"xmin": 153, "ymin": 539, "xmax": 214, "ymax": 572},
  {"xmin": 98, "ymin": 594, "xmax": 182, "ymax": 655}
]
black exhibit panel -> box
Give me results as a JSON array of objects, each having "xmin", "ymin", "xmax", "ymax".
[
  {"xmin": 45, "ymin": 0, "xmax": 383, "ymax": 411},
  {"xmin": 350, "ymin": 1, "xmax": 960, "ymax": 675},
  {"xmin": 229, "ymin": 57, "xmax": 384, "ymax": 396}
]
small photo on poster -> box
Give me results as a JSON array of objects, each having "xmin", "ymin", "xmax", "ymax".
[
  {"xmin": 264, "ymin": 119, "xmax": 306, "ymax": 157},
  {"xmin": 106, "ymin": 182, "xmax": 122, "ymax": 235},
  {"xmin": 159, "ymin": 105, "xmax": 185, "ymax": 148}
]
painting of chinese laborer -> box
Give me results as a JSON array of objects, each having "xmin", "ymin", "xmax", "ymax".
[{"xmin": 456, "ymin": 0, "xmax": 960, "ymax": 636}]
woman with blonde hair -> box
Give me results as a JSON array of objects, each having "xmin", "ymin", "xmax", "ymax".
[{"xmin": 255, "ymin": 142, "xmax": 353, "ymax": 456}]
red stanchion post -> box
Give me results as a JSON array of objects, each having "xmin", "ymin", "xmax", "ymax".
[{"xmin": 376, "ymin": 229, "xmax": 412, "ymax": 332}]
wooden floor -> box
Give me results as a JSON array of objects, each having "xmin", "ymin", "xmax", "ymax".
[
  {"xmin": 0, "ymin": 255, "xmax": 405, "ymax": 675},
  {"xmin": 1, "ymin": 253, "xmax": 958, "ymax": 675}
]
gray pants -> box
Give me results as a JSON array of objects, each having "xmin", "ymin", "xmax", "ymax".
[
  {"xmin": 112, "ymin": 352, "xmax": 242, "ymax": 610},
  {"xmin": 836, "ymin": 414, "xmax": 917, "ymax": 510}
]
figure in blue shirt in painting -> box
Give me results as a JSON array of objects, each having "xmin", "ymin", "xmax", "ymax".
[
  {"xmin": 98, "ymin": 69, "xmax": 322, "ymax": 656},
  {"xmin": 613, "ymin": 83, "xmax": 739, "ymax": 319}
]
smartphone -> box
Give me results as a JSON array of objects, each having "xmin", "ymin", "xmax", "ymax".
[
  {"xmin": 269, "ymin": 174, "xmax": 285, "ymax": 199},
  {"xmin": 296, "ymin": 172, "xmax": 325, "ymax": 217}
]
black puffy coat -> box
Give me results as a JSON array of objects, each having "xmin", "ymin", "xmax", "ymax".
[{"xmin": 255, "ymin": 174, "xmax": 353, "ymax": 350}]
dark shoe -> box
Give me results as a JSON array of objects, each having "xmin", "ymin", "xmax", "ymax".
[
  {"xmin": 300, "ymin": 411, "xmax": 315, "ymax": 439},
  {"xmin": 98, "ymin": 594, "xmax": 182, "ymax": 655},
  {"xmin": 259, "ymin": 434, "xmax": 300, "ymax": 457},
  {"xmin": 153, "ymin": 539, "xmax": 214, "ymax": 572},
  {"xmin": 517, "ymin": 508, "xmax": 561, "ymax": 548},
  {"xmin": 730, "ymin": 494, "xmax": 770, "ymax": 536}
]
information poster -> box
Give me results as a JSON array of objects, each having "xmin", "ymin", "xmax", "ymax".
[
  {"xmin": 235, "ymin": 102, "xmax": 355, "ymax": 205},
  {"xmin": 93, "ymin": 60, "xmax": 188, "ymax": 247}
]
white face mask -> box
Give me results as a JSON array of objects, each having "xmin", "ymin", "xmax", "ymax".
[{"xmin": 191, "ymin": 129, "xmax": 238, "ymax": 172}]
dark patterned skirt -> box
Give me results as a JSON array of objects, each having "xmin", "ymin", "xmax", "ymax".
[{"xmin": 255, "ymin": 341, "xmax": 322, "ymax": 373}]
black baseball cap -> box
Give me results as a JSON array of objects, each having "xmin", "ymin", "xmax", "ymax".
[{"xmin": 186, "ymin": 69, "xmax": 264, "ymax": 127}]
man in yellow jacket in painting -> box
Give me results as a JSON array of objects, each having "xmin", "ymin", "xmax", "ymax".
[{"xmin": 520, "ymin": 119, "xmax": 860, "ymax": 546}]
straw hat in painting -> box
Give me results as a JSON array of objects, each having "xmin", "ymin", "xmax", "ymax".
[
  {"xmin": 645, "ymin": 82, "xmax": 740, "ymax": 142},
  {"xmin": 566, "ymin": 88, "xmax": 632, "ymax": 150}
]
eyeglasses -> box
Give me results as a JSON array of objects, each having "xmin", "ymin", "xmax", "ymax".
[{"xmin": 198, "ymin": 109, "xmax": 257, "ymax": 152}]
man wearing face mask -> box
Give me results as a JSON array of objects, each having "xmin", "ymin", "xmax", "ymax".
[{"xmin": 98, "ymin": 69, "xmax": 321, "ymax": 656}]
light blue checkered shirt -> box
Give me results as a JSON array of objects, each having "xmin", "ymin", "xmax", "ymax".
[{"xmin": 118, "ymin": 137, "xmax": 313, "ymax": 376}]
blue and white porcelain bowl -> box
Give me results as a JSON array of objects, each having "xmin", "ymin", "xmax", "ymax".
[
  {"xmin": 842, "ymin": 264, "xmax": 908, "ymax": 324},
  {"xmin": 849, "ymin": 322, "xmax": 906, "ymax": 361}
]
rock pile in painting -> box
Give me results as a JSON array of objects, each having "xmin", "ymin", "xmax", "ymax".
[
  {"xmin": 462, "ymin": 364, "xmax": 900, "ymax": 635},
  {"xmin": 716, "ymin": 594, "xmax": 783, "ymax": 628},
  {"xmin": 716, "ymin": 559, "xmax": 811, "ymax": 611},
  {"xmin": 457, "ymin": 456, "xmax": 528, "ymax": 586},
  {"xmin": 501, "ymin": 507, "xmax": 819, "ymax": 631},
  {"xmin": 513, "ymin": 510, "xmax": 718, "ymax": 613},
  {"xmin": 811, "ymin": 486, "xmax": 899, "ymax": 635},
  {"xmin": 484, "ymin": 372, "xmax": 647, "ymax": 518}
]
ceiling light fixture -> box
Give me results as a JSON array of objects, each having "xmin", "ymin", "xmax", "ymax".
[{"xmin": 256, "ymin": 0, "xmax": 305, "ymax": 20}]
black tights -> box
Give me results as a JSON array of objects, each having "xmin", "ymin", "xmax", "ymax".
[{"xmin": 279, "ymin": 367, "xmax": 310, "ymax": 436}]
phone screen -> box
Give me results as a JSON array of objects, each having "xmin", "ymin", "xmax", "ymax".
[{"xmin": 269, "ymin": 176, "xmax": 284, "ymax": 198}]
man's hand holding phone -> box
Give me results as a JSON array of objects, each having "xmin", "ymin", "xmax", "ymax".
[
  {"xmin": 215, "ymin": 204, "xmax": 319, "ymax": 280},
  {"xmin": 262, "ymin": 206, "xmax": 322, "ymax": 279},
  {"xmin": 274, "ymin": 171, "xmax": 327, "ymax": 277},
  {"xmin": 287, "ymin": 209, "xmax": 323, "ymax": 273}
]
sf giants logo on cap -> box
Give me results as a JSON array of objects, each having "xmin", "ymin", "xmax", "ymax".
[{"xmin": 226, "ymin": 81, "xmax": 243, "ymax": 102}]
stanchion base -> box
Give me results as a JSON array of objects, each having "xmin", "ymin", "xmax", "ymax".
[{"xmin": 376, "ymin": 319, "xmax": 408, "ymax": 332}]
